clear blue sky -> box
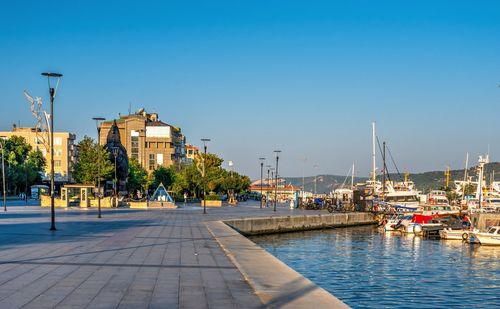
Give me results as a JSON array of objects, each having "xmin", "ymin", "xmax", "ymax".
[{"xmin": 1, "ymin": 1, "xmax": 499, "ymax": 180}]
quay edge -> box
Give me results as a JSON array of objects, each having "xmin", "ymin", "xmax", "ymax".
[
  {"xmin": 205, "ymin": 213, "xmax": 377, "ymax": 308},
  {"xmin": 223, "ymin": 212, "xmax": 378, "ymax": 236}
]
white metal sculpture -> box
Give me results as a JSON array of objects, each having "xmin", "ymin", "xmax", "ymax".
[{"xmin": 24, "ymin": 90, "xmax": 51, "ymax": 152}]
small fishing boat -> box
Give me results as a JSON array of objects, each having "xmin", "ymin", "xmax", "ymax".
[
  {"xmin": 469, "ymin": 226, "xmax": 500, "ymax": 246},
  {"xmin": 439, "ymin": 228, "xmax": 478, "ymax": 241}
]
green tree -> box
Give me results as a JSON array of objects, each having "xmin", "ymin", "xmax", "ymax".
[
  {"xmin": 72, "ymin": 136, "xmax": 114, "ymax": 184},
  {"xmin": 151, "ymin": 166, "xmax": 176, "ymax": 190},
  {"xmin": 128, "ymin": 157, "xmax": 149, "ymax": 194},
  {"xmin": 0, "ymin": 136, "xmax": 46, "ymax": 195},
  {"xmin": 171, "ymin": 152, "xmax": 251, "ymax": 197}
]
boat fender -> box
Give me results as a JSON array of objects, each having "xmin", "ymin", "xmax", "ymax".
[
  {"xmin": 413, "ymin": 224, "xmax": 422, "ymax": 234},
  {"xmin": 462, "ymin": 232, "xmax": 469, "ymax": 241}
]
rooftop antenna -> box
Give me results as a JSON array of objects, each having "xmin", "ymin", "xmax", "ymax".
[{"xmin": 128, "ymin": 102, "xmax": 131, "ymax": 115}]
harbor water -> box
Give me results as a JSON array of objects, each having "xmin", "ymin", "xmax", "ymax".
[{"xmin": 250, "ymin": 225, "xmax": 500, "ymax": 308}]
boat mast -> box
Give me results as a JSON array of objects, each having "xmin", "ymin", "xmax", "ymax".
[
  {"xmin": 382, "ymin": 141, "xmax": 386, "ymax": 198},
  {"xmin": 351, "ymin": 163, "xmax": 355, "ymax": 189},
  {"xmin": 476, "ymin": 154, "xmax": 489, "ymax": 209},
  {"xmin": 372, "ymin": 122, "xmax": 376, "ymax": 184},
  {"xmin": 462, "ymin": 152, "xmax": 469, "ymax": 205}
]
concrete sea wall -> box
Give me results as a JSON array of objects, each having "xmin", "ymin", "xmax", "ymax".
[{"xmin": 223, "ymin": 212, "xmax": 377, "ymax": 236}]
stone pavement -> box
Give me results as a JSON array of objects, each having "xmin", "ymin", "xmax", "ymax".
[{"xmin": 0, "ymin": 202, "xmax": 328, "ymax": 308}]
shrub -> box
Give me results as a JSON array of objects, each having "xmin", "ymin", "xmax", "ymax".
[{"xmin": 204, "ymin": 194, "xmax": 220, "ymax": 201}]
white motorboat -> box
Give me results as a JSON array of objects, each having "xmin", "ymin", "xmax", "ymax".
[
  {"xmin": 383, "ymin": 214, "xmax": 409, "ymax": 232},
  {"xmin": 439, "ymin": 228, "xmax": 478, "ymax": 241},
  {"xmin": 383, "ymin": 181, "xmax": 420, "ymax": 211},
  {"xmin": 469, "ymin": 226, "xmax": 500, "ymax": 246},
  {"xmin": 427, "ymin": 190, "xmax": 451, "ymax": 206},
  {"xmin": 383, "ymin": 214, "xmax": 423, "ymax": 234},
  {"xmin": 419, "ymin": 205, "xmax": 460, "ymax": 216}
]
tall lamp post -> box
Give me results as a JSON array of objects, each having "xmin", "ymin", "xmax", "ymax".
[
  {"xmin": 92, "ymin": 117, "xmax": 105, "ymax": 218},
  {"xmin": 42, "ymin": 72, "xmax": 62, "ymax": 231},
  {"xmin": 201, "ymin": 138, "xmax": 211, "ymax": 214},
  {"xmin": 273, "ymin": 150, "xmax": 281, "ymax": 212},
  {"xmin": 259, "ymin": 158, "xmax": 266, "ymax": 208},
  {"xmin": 259, "ymin": 158, "xmax": 265, "ymax": 208},
  {"xmin": 1, "ymin": 139, "xmax": 6, "ymax": 212},
  {"xmin": 266, "ymin": 165, "xmax": 271, "ymax": 207},
  {"xmin": 112, "ymin": 147, "xmax": 119, "ymax": 197}
]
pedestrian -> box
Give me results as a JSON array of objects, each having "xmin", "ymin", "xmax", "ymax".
[{"xmin": 183, "ymin": 192, "xmax": 188, "ymax": 204}]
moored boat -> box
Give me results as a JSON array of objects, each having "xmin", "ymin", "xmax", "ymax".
[
  {"xmin": 469, "ymin": 226, "xmax": 500, "ymax": 246},
  {"xmin": 439, "ymin": 228, "xmax": 478, "ymax": 241}
]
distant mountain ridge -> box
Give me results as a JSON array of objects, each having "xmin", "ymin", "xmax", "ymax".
[{"xmin": 283, "ymin": 162, "xmax": 500, "ymax": 194}]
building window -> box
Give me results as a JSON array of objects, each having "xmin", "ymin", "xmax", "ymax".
[
  {"xmin": 54, "ymin": 137, "xmax": 62, "ymax": 146},
  {"xmin": 131, "ymin": 136, "xmax": 139, "ymax": 160},
  {"xmin": 149, "ymin": 154, "xmax": 155, "ymax": 170},
  {"xmin": 54, "ymin": 149, "xmax": 62, "ymax": 157},
  {"xmin": 157, "ymin": 153, "xmax": 163, "ymax": 165},
  {"xmin": 54, "ymin": 160, "xmax": 62, "ymax": 167}
]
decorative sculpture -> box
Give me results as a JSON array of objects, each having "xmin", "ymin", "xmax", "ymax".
[{"xmin": 105, "ymin": 120, "xmax": 129, "ymax": 193}]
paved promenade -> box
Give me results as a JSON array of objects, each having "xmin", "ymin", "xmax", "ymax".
[{"xmin": 0, "ymin": 202, "xmax": 332, "ymax": 309}]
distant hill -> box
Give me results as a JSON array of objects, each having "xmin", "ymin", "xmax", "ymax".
[{"xmin": 284, "ymin": 162, "xmax": 500, "ymax": 194}]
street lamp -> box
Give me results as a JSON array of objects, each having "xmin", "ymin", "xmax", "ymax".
[
  {"xmin": 1, "ymin": 138, "xmax": 6, "ymax": 212},
  {"xmin": 112, "ymin": 147, "xmax": 119, "ymax": 198},
  {"xmin": 42, "ymin": 72, "xmax": 62, "ymax": 231},
  {"xmin": 259, "ymin": 158, "xmax": 265, "ymax": 208},
  {"xmin": 92, "ymin": 117, "xmax": 105, "ymax": 218},
  {"xmin": 273, "ymin": 150, "xmax": 281, "ymax": 212},
  {"xmin": 266, "ymin": 165, "xmax": 271, "ymax": 208},
  {"xmin": 201, "ymin": 138, "xmax": 211, "ymax": 214}
]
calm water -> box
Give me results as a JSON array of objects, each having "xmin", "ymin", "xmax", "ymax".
[{"xmin": 250, "ymin": 226, "xmax": 500, "ymax": 308}]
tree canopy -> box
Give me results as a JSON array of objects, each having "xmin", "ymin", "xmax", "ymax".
[
  {"xmin": 127, "ymin": 157, "xmax": 149, "ymax": 195},
  {"xmin": 152, "ymin": 153, "xmax": 250, "ymax": 198},
  {"xmin": 72, "ymin": 136, "xmax": 114, "ymax": 184},
  {"xmin": 0, "ymin": 136, "xmax": 46, "ymax": 195}
]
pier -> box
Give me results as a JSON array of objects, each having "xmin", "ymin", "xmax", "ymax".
[{"xmin": 0, "ymin": 204, "xmax": 375, "ymax": 308}]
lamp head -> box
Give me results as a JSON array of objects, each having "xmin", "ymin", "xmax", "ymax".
[{"xmin": 41, "ymin": 72, "xmax": 63, "ymax": 77}]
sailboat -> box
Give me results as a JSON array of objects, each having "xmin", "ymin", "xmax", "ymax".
[{"xmin": 333, "ymin": 163, "xmax": 355, "ymax": 202}]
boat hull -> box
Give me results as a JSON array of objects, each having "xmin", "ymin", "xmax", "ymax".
[
  {"xmin": 439, "ymin": 229, "xmax": 471, "ymax": 240},
  {"xmin": 472, "ymin": 234, "xmax": 500, "ymax": 246}
]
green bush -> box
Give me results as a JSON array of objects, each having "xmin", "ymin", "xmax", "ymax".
[{"xmin": 204, "ymin": 194, "xmax": 220, "ymax": 201}]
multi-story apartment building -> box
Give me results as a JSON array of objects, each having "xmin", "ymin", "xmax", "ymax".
[
  {"xmin": 0, "ymin": 126, "xmax": 77, "ymax": 182},
  {"xmin": 185, "ymin": 144, "xmax": 200, "ymax": 163},
  {"xmin": 98, "ymin": 109, "xmax": 186, "ymax": 173}
]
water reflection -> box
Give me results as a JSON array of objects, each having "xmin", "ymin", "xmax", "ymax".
[{"xmin": 250, "ymin": 226, "xmax": 500, "ymax": 309}]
